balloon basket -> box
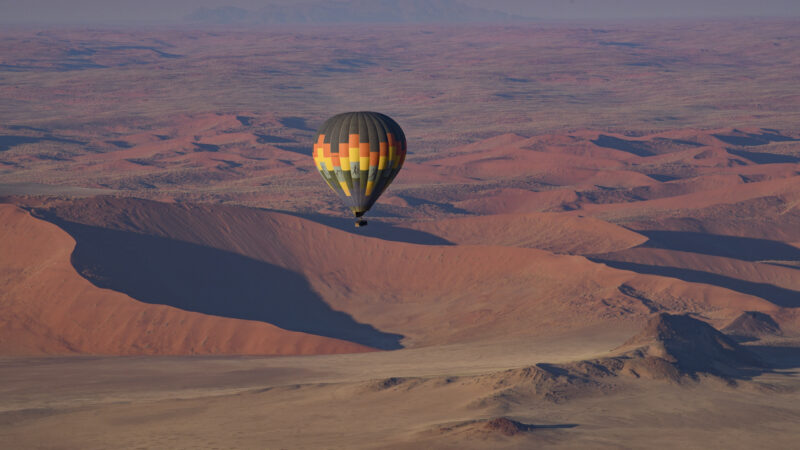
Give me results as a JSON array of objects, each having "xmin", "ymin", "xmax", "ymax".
[{"xmin": 355, "ymin": 219, "xmax": 368, "ymax": 228}]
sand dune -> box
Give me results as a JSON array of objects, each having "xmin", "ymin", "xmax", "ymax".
[
  {"xmin": 0, "ymin": 204, "xmax": 375, "ymax": 355},
  {"xmin": 407, "ymin": 212, "xmax": 647, "ymax": 254},
  {"xmin": 723, "ymin": 311, "xmax": 783, "ymax": 340},
  {"xmin": 4, "ymin": 153, "xmax": 797, "ymax": 354},
  {"xmin": 581, "ymin": 175, "xmax": 800, "ymax": 222},
  {"xmin": 453, "ymin": 188, "xmax": 580, "ymax": 214},
  {"xmin": 20, "ymin": 196, "xmax": 778, "ymax": 350}
]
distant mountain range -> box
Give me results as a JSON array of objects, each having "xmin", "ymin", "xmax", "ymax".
[{"xmin": 185, "ymin": 0, "xmax": 534, "ymax": 25}]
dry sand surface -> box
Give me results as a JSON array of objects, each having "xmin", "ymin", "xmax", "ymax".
[
  {"xmin": 1, "ymin": 19, "xmax": 800, "ymax": 449},
  {"xmin": 2, "ymin": 330, "xmax": 800, "ymax": 449}
]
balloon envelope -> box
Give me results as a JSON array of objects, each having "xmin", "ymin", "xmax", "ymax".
[{"xmin": 312, "ymin": 112, "xmax": 406, "ymax": 217}]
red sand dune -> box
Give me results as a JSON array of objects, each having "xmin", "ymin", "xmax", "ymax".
[
  {"xmin": 2, "ymin": 116, "xmax": 798, "ymax": 355},
  {"xmin": 72, "ymin": 113, "xmax": 309, "ymax": 180},
  {"xmin": 407, "ymin": 212, "xmax": 648, "ymax": 255},
  {"xmin": 0, "ymin": 204, "xmax": 375, "ymax": 356},
  {"xmin": 453, "ymin": 188, "xmax": 580, "ymax": 214},
  {"xmin": 36, "ymin": 197, "xmax": 779, "ymax": 349},
  {"xmin": 595, "ymin": 247, "xmax": 800, "ymax": 292},
  {"xmin": 580, "ymin": 175, "xmax": 800, "ymax": 221}
]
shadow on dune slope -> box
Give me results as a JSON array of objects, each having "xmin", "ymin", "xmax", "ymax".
[
  {"xmin": 590, "ymin": 134, "xmax": 658, "ymax": 156},
  {"xmin": 590, "ymin": 230, "xmax": 800, "ymax": 308},
  {"xmin": 637, "ymin": 230, "xmax": 800, "ymax": 262},
  {"xmin": 726, "ymin": 148, "xmax": 800, "ymax": 164},
  {"xmin": 590, "ymin": 259, "xmax": 800, "ymax": 308},
  {"xmin": 746, "ymin": 346, "xmax": 800, "ymax": 371},
  {"xmin": 590, "ymin": 230, "xmax": 800, "ymax": 307},
  {"xmin": 289, "ymin": 212, "xmax": 455, "ymax": 246},
  {"xmin": 713, "ymin": 130, "xmax": 799, "ymax": 147},
  {"xmin": 48, "ymin": 219, "xmax": 404, "ymax": 350}
]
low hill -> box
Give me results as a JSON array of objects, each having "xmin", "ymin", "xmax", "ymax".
[
  {"xmin": 722, "ymin": 311, "xmax": 783, "ymax": 340},
  {"xmin": 615, "ymin": 313, "xmax": 762, "ymax": 379}
]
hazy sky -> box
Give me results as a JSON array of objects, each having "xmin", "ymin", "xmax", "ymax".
[{"xmin": 1, "ymin": 0, "xmax": 799, "ymax": 24}]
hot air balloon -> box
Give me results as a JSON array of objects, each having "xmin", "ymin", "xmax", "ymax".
[{"xmin": 312, "ymin": 112, "xmax": 406, "ymax": 227}]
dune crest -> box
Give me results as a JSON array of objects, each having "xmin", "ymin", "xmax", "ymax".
[{"xmin": 407, "ymin": 212, "xmax": 648, "ymax": 254}]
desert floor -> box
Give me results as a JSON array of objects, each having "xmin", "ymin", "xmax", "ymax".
[
  {"xmin": 3, "ymin": 333, "xmax": 800, "ymax": 449},
  {"xmin": 2, "ymin": 19, "xmax": 800, "ymax": 449}
]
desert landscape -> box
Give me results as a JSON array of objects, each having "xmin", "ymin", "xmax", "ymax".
[{"xmin": 1, "ymin": 8, "xmax": 800, "ymax": 449}]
